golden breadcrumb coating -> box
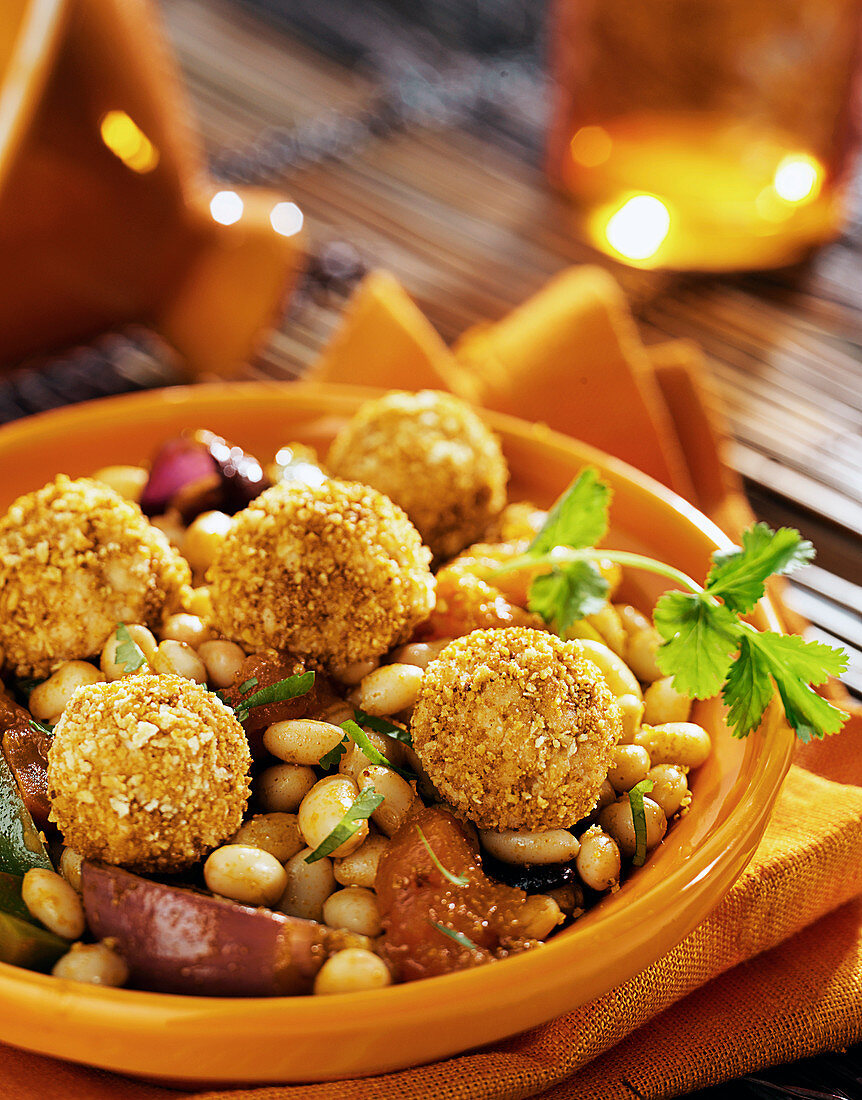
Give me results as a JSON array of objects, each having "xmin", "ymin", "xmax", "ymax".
[
  {"xmin": 0, "ymin": 476, "xmax": 191, "ymax": 678},
  {"xmin": 412, "ymin": 627, "xmax": 622, "ymax": 830},
  {"xmin": 48, "ymin": 674, "xmax": 250, "ymax": 872},
  {"xmin": 326, "ymin": 390, "xmax": 508, "ymax": 560},
  {"xmin": 207, "ymin": 479, "xmax": 435, "ymax": 667}
]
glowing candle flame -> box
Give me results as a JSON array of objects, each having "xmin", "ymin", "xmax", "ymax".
[
  {"xmin": 209, "ymin": 191, "xmax": 245, "ymax": 226},
  {"xmin": 773, "ymin": 154, "xmax": 822, "ymax": 204},
  {"xmin": 99, "ymin": 111, "xmax": 159, "ymax": 174},
  {"xmin": 605, "ymin": 195, "xmax": 670, "ymax": 261}
]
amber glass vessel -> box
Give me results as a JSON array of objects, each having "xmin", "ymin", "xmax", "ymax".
[{"xmin": 548, "ymin": 0, "xmax": 862, "ymax": 270}]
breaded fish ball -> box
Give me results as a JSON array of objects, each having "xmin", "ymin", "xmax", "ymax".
[
  {"xmin": 412, "ymin": 628, "xmax": 622, "ymax": 831},
  {"xmin": 327, "ymin": 390, "xmax": 508, "ymax": 560},
  {"xmin": 0, "ymin": 476, "xmax": 190, "ymax": 678},
  {"xmin": 208, "ymin": 479, "xmax": 435, "ymax": 667},
  {"xmin": 48, "ymin": 675, "xmax": 251, "ymax": 872}
]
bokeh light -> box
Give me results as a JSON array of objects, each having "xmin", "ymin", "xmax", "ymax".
[
  {"xmin": 99, "ymin": 111, "xmax": 159, "ymax": 174},
  {"xmin": 605, "ymin": 195, "xmax": 671, "ymax": 261},
  {"xmin": 209, "ymin": 190, "xmax": 245, "ymax": 226}
]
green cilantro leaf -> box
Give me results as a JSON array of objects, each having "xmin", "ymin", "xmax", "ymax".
[
  {"xmin": 427, "ymin": 920, "xmax": 479, "ymax": 953},
  {"xmin": 528, "ymin": 561, "xmax": 609, "ymax": 637},
  {"xmin": 528, "ymin": 467, "xmax": 611, "ymax": 556},
  {"xmin": 339, "ymin": 719, "xmax": 416, "ymax": 781},
  {"xmin": 654, "ymin": 592, "xmax": 741, "ymax": 698},
  {"xmin": 28, "ymin": 717, "xmax": 54, "ymax": 737},
  {"xmin": 628, "ymin": 778, "xmax": 654, "ymax": 867},
  {"xmin": 234, "ymin": 671, "xmax": 315, "ymax": 723},
  {"xmin": 745, "ymin": 632, "xmax": 848, "ymax": 742},
  {"xmin": 238, "ymin": 677, "xmax": 259, "ymax": 694},
  {"xmin": 318, "ymin": 736, "xmax": 349, "ymax": 770},
  {"xmin": 353, "ymin": 709, "xmax": 412, "ymax": 746},
  {"xmin": 722, "ymin": 634, "xmax": 775, "ymax": 739},
  {"xmin": 705, "ymin": 524, "xmax": 814, "ymax": 613},
  {"xmin": 114, "ymin": 624, "xmax": 147, "ymax": 674},
  {"xmin": 304, "ymin": 786, "xmax": 383, "ymax": 863},
  {"xmin": 415, "ymin": 824, "xmax": 469, "ymax": 886}
]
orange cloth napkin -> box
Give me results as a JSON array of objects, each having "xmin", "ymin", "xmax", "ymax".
[{"xmin": 4, "ymin": 267, "xmax": 861, "ymax": 1099}]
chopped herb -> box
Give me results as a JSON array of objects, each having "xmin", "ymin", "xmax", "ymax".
[
  {"xmin": 415, "ymin": 825, "xmax": 469, "ymax": 886},
  {"xmin": 114, "ymin": 624, "xmax": 147, "ymax": 674},
  {"xmin": 318, "ymin": 736, "xmax": 349, "ymax": 771},
  {"xmin": 491, "ymin": 472, "xmax": 849, "ymax": 743},
  {"xmin": 628, "ymin": 778, "xmax": 654, "ymax": 868},
  {"xmin": 339, "ymin": 719, "xmax": 417, "ymax": 781},
  {"xmin": 353, "ymin": 709, "xmax": 412, "ymax": 745},
  {"xmin": 28, "ymin": 718, "xmax": 54, "ymax": 737},
  {"xmin": 238, "ymin": 677, "xmax": 259, "ymax": 694},
  {"xmin": 427, "ymin": 920, "xmax": 479, "ymax": 953},
  {"xmin": 304, "ymin": 786, "xmax": 383, "ymax": 863},
  {"xmin": 234, "ymin": 671, "xmax": 315, "ymax": 723}
]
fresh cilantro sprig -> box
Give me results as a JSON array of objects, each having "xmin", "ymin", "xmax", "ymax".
[
  {"xmin": 28, "ymin": 717, "xmax": 54, "ymax": 737},
  {"xmin": 230, "ymin": 671, "xmax": 315, "ymax": 723},
  {"xmin": 491, "ymin": 472, "xmax": 849, "ymax": 743},
  {"xmin": 627, "ymin": 779, "xmax": 654, "ymax": 867},
  {"xmin": 318, "ymin": 718, "xmax": 417, "ymax": 780},
  {"xmin": 304, "ymin": 786, "xmax": 383, "ymax": 863},
  {"xmin": 114, "ymin": 624, "xmax": 148, "ymax": 674},
  {"xmin": 415, "ymin": 824, "xmax": 469, "ymax": 886},
  {"xmin": 353, "ymin": 709, "xmax": 413, "ymax": 746}
]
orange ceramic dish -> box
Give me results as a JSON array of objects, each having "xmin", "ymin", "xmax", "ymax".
[{"xmin": 0, "ymin": 383, "xmax": 794, "ymax": 1085}]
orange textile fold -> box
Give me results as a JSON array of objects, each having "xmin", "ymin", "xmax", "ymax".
[{"xmin": 2, "ymin": 264, "xmax": 860, "ymax": 1099}]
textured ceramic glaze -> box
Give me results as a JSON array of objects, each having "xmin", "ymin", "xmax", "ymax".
[{"xmin": 0, "ymin": 384, "xmax": 795, "ymax": 1084}]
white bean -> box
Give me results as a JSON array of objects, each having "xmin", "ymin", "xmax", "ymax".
[
  {"xmin": 258, "ymin": 764, "xmax": 317, "ymax": 813},
  {"xmin": 331, "ymin": 658, "xmax": 379, "ymax": 686},
  {"xmin": 586, "ymin": 605, "xmax": 626, "ymax": 656},
  {"xmin": 635, "ymin": 723, "xmax": 711, "ymax": 769},
  {"xmin": 204, "ymin": 845, "xmax": 288, "ymax": 907},
  {"xmin": 298, "ymin": 776, "xmax": 367, "ymax": 858},
  {"xmin": 187, "ymin": 585, "xmax": 213, "ymax": 620},
  {"xmin": 339, "ymin": 729, "xmax": 405, "ymax": 782},
  {"xmin": 280, "ymin": 848, "xmax": 336, "ymax": 921},
  {"xmin": 576, "ymin": 827, "xmax": 621, "ymax": 891},
  {"xmin": 607, "ymin": 744, "xmax": 651, "ymax": 793},
  {"xmin": 598, "ymin": 797, "xmax": 667, "ymax": 860},
  {"xmin": 231, "ymin": 813, "xmax": 303, "ymax": 863},
  {"xmin": 356, "ymin": 664, "xmax": 424, "ymax": 716},
  {"xmin": 313, "ymin": 948, "xmax": 391, "ymax": 995},
  {"xmin": 197, "ymin": 639, "xmax": 246, "ymax": 688},
  {"xmin": 479, "ymin": 828, "xmax": 580, "ymax": 866},
  {"xmin": 647, "ymin": 764, "xmax": 690, "ymax": 818},
  {"xmin": 152, "ymin": 640, "xmax": 207, "ymax": 683},
  {"xmin": 334, "ymin": 834, "xmax": 389, "ymax": 889},
  {"xmin": 643, "ymin": 677, "xmax": 692, "ymax": 725},
  {"xmin": 52, "ymin": 942, "xmax": 129, "ymax": 987},
  {"xmin": 626, "ymin": 628, "xmax": 665, "ymax": 683},
  {"xmin": 518, "ymin": 895, "xmax": 565, "ymax": 939},
  {"xmin": 159, "ymin": 613, "xmax": 213, "ymax": 648},
  {"xmin": 357, "ymin": 765, "xmax": 416, "ymax": 837},
  {"xmin": 59, "ymin": 848, "xmax": 83, "ymax": 894},
  {"xmin": 591, "ymin": 778, "xmax": 617, "ymax": 814},
  {"xmin": 323, "ymin": 887, "xmax": 383, "ymax": 937},
  {"xmin": 576, "ymin": 640, "xmax": 642, "ymax": 700},
  {"xmin": 183, "ymin": 510, "xmax": 233, "ymax": 575},
  {"xmin": 91, "ymin": 465, "xmax": 148, "ymax": 502},
  {"xmin": 100, "ymin": 624, "xmax": 157, "ymax": 680},
  {"xmin": 263, "ymin": 719, "xmax": 345, "ymax": 766},
  {"xmin": 30, "ymin": 662, "xmax": 104, "ymax": 721},
  {"xmin": 21, "ymin": 869, "xmax": 85, "ymax": 939},
  {"xmin": 614, "ymin": 603, "xmax": 652, "ymax": 637},
  {"xmin": 389, "ymin": 640, "xmax": 452, "ymax": 669},
  {"xmin": 616, "ymin": 693, "xmax": 644, "ymax": 743}
]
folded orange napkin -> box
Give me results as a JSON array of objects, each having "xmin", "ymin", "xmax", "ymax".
[{"xmin": 3, "ymin": 266, "xmax": 860, "ymax": 1099}]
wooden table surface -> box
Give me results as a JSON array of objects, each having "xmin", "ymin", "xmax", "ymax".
[{"xmin": 164, "ymin": 0, "xmax": 859, "ymax": 1094}]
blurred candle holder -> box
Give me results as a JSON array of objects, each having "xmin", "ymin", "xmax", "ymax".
[{"xmin": 548, "ymin": 0, "xmax": 862, "ymax": 271}]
